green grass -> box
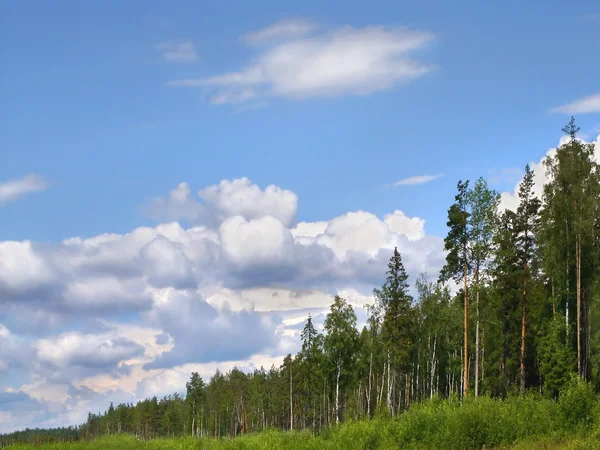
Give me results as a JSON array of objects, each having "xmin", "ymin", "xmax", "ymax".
[{"xmin": 6, "ymin": 382, "xmax": 600, "ymax": 449}]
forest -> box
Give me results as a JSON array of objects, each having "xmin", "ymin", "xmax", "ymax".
[{"xmin": 2, "ymin": 118, "xmax": 599, "ymax": 449}]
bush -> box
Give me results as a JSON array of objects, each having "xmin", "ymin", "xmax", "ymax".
[
  {"xmin": 559, "ymin": 376, "xmax": 598, "ymax": 431},
  {"xmin": 5, "ymin": 389, "xmax": 599, "ymax": 450}
]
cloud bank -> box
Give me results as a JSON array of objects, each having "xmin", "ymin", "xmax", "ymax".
[{"xmin": 0, "ymin": 177, "xmax": 444, "ymax": 432}]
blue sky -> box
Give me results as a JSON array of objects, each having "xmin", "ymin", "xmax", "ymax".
[
  {"xmin": 2, "ymin": 0, "xmax": 599, "ymax": 242},
  {"xmin": 1, "ymin": 0, "xmax": 599, "ymax": 432}
]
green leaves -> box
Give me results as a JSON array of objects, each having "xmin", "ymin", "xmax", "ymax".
[{"xmin": 324, "ymin": 296, "xmax": 359, "ymax": 373}]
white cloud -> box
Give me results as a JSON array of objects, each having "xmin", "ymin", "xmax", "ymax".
[
  {"xmin": 145, "ymin": 178, "xmax": 298, "ymax": 228},
  {"xmin": 384, "ymin": 210, "xmax": 426, "ymax": 241},
  {"xmin": 242, "ymin": 19, "xmax": 317, "ymax": 44},
  {"xmin": 35, "ymin": 331, "xmax": 144, "ymax": 370},
  {"xmin": 168, "ymin": 24, "xmax": 436, "ymax": 104},
  {"xmin": 0, "ymin": 174, "xmax": 48, "ymax": 206},
  {"xmin": 155, "ymin": 40, "xmax": 198, "ymax": 63},
  {"xmin": 220, "ymin": 215, "xmax": 294, "ymax": 268},
  {"xmin": 317, "ymin": 211, "xmax": 396, "ymax": 258},
  {"xmin": 291, "ymin": 221, "xmax": 329, "ymax": 238},
  {"xmin": 0, "ymin": 241, "xmax": 57, "ymax": 297},
  {"xmin": 199, "ymin": 178, "xmax": 298, "ymax": 227},
  {"xmin": 393, "ymin": 173, "xmax": 444, "ymax": 186},
  {"xmin": 62, "ymin": 276, "xmax": 152, "ymax": 312},
  {"xmin": 1, "ymin": 176, "xmax": 446, "ymax": 430},
  {"xmin": 551, "ymin": 92, "xmax": 600, "ymax": 114},
  {"xmin": 139, "ymin": 235, "xmax": 197, "ymax": 289}
]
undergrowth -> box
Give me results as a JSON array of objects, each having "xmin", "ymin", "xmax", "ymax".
[{"xmin": 5, "ymin": 379, "xmax": 599, "ymax": 449}]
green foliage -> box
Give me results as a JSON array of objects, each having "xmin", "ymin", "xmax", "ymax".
[
  {"xmin": 6, "ymin": 392, "xmax": 599, "ymax": 450},
  {"xmin": 559, "ymin": 376, "xmax": 598, "ymax": 431},
  {"xmin": 538, "ymin": 318, "xmax": 577, "ymax": 397},
  {"xmin": 373, "ymin": 247, "xmax": 415, "ymax": 372},
  {"xmin": 439, "ymin": 180, "xmax": 471, "ymax": 285}
]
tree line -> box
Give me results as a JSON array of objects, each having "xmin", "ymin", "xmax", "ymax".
[{"xmin": 1, "ymin": 118, "xmax": 598, "ymax": 445}]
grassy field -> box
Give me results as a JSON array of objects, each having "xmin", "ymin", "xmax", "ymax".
[
  {"xmin": 4, "ymin": 430, "xmax": 600, "ymax": 450},
  {"xmin": 5, "ymin": 384, "xmax": 600, "ymax": 449}
]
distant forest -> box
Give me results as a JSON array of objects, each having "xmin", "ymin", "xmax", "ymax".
[{"xmin": 2, "ymin": 118, "xmax": 599, "ymax": 446}]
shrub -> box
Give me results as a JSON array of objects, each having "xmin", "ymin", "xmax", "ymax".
[{"xmin": 559, "ymin": 376, "xmax": 598, "ymax": 431}]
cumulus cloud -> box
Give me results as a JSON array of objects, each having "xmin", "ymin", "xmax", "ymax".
[
  {"xmin": 62, "ymin": 277, "xmax": 152, "ymax": 313},
  {"xmin": 0, "ymin": 325, "xmax": 34, "ymax": 373},
  {"xmin": 550, "ymin": 92, "xmax": 600, "ymax": 114},
  {"xmin": 139, "ymin": 235, "xmax": 197, "ymax": 289},
  {"xmin": 155, "ymin": 40, "xmax": 198, "ymax": 62},
  {"xmin": 0, "ymin": 174, "xmax": 48, "ymax": 207},
  {"xmin": 384, "ymin": 210, "xmax": 426, "ymax": 241},
  {"xmin": 144, "ymin": 289, "xmax": 280, "ymax": 369},
  {"xmin": 168, "ymin": 24, "xmax": 436, "ymax": 104},
  {"xmin": 0, "ymin": 241, "xmax": 57, "ymax": 299},
  {"xmin": 220, "ymin": 215, "xmax": 294, "ymax": 268},
  {"xmin": 0, "ymin": 179, "xmax": 442, "ymax": 322},
  {"xmin": 144, "ymin": 178, "xmax": 298, "ymax": 228},
  {"xmin": 1, "ymin": 176, "xmax": 447, "ymax": 431},
  {"xmin": 393, "ymin": 173, "xmax": 445, "ymax": 186},
  {"xmin": 35, "ymin": 332, "xmax": 144, "ymax": 371}
]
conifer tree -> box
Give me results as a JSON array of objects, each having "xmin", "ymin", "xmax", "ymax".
[
  {"xmin": 440, "ymin": 180, "xmax": 472, "ymax": 396},
  {"xmin": 373, "ymin": 247, "xmax": 415, "ymax": 412},
  {"xmin": 515, "ymin": 164, "xmax": 541, "ymax": 393}
]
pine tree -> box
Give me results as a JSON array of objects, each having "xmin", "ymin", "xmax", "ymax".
[
  {"xmin": 515, "ymin": 164, "xmax": 541, "ymax": 393},
  {"xmin": 541, "ymin": 117, "xmax": 600, "ymax": 379},
  {"xmin": 440, "ymin": 180, "xmax": 472, "ymax": 397}
]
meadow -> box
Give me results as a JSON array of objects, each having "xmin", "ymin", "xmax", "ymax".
[{"xmin": 6, "ymin": 381, "xmax": 600, "ymax": 450}]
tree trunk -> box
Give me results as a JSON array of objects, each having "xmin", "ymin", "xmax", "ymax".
[
  {"xmin": 566, "ymin": 219, "xmax": 570, "ymax": 340},
  {"xmin": 192, "ymin": 400, "xmax": 196, "ymax": 436},
  {"xmin": 290, "ymin": 366, "xmax": 293, "ymax": 430},
  {"xmin": 521, "ymin": 261, "xmax": 527, "ymax": 395},
  {"xmin": 576, "ymin": 236, "xmax": 582, "ymax": 377},
  {"xmin": 463, "ymin": 258, "xmax": 469, "ymax": 397},
  {"xmin": 335, "ymin": 361, "xmax": 341, "ymax": 423},
  {"xmin": 378, "ymin": 360, "xmax": 386, "ymax": 406},
  {"xmin": 322, "ymin": 378, "xmax": 326, "ymax": 430},
  {"xmin": 481, "ymin": 327, "xmax": 485, "ymax": 387},
  {"xmin": 386, "ymin": 350, "xmax": 392, "ymax": 412},
  {"xmin": 367, "ymin": 350, "xmax": 373, "ymax": 417},
  {"xmin": 475, "ymin": 269, "xmax": 480, "ymax": 398},
  {"xmin": 243, "ymin": 395, "xmax": 248, "ymax": 434},
  {"xmin": 416, "ymin": 358, "xmax": 420, "ymax": 402},
  {"xmin": 430, "ymin": 336, "xmax": 437, "ymax": 399},
  {"xmin": 405, "ymin": 373, "xmax": 411, "ymax": 410},
  {"xmin": 552, "ymin": 277, "xmax": 556, "ymax": 318}
]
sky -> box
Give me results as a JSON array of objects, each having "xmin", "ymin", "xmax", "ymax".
[{"xmin": 1, "ymin": 0, "xmax": 599, "ymax": 432}]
